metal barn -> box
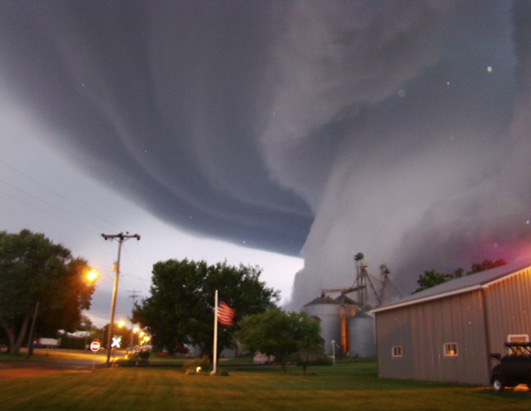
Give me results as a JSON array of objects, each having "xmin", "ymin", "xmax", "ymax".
[{"xmin": 372, "ymin": 259, "xmax": 531, "ymax": 385}]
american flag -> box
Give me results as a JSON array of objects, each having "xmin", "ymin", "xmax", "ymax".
[{"xmin": 217, "ymin": 301, "xmax": 235, "ymax": 326}]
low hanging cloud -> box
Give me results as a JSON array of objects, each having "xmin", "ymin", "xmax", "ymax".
[{"xmin": 0, "ymin": 1, "xmax": 529, "ymax": 309}]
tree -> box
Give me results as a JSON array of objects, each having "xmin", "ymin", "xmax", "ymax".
[
  {"xmin": 413, "ymin": 259, "xmax": 507, "ymax": 293},
  {"xmin": 133, "ymin": 259, "xmax": 278, "ymax": 360},
  {"xmin": 237, "ymin": 309, "xmax": 323, "ymax": 373},
  {"xmin": 0, "ymin": 229, "xmax": 95, "ymax": 354},
  {"xmin": 413, "ymin": 269, "xmax": 455, "ymax": 293},
  {"xmin": 290, "ymin": 312, "xmax": 324, "ymax": 375},
  {"xmin": 468, "ymin": 258, "xmax": 506, "ymax": 274},
  {"xmin": 237, "ymin": 308, "xmax": 296, "ymax": 372}
]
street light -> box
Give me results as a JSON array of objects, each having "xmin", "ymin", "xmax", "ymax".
[
  {"xmin": 87, "ymin": 270, "xmax": 99, "ymax": 282},
  {"xmin": 27, "ymin": 267, "xmax": 98, "ymax": 359},
  {"xmin": 86, "ymin": 269, "xmax": 113, "ymax": 282}
]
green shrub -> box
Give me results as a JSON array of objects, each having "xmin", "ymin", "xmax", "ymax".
[
  {"xmin": 117, "ymin": 349, "xmax": 151, "ymax": 367},
  {"xmin": 138, "ymin": 350, "xmax": 150, "ymax": 360}
]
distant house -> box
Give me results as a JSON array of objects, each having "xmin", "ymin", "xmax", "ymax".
[{"xmin": 372, "ymin": 258, "xmax": 531, "ymax": 385}]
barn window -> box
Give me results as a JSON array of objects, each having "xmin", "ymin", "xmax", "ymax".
[
  {"xmin": 392, "ymin": 345, "xmax": 402, "ymax": 357},
  {"xmin": 444, "ymin": 343, "xmax": 458, "ymax": 357}
]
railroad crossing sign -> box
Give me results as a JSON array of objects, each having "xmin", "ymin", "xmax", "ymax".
[
  {"xmin": 111, "ymin": 336, "xmax": 122, "ymax": 348},
  {"xmin": 90, "ymin": 339, "xmax": 101, "ymax": 352}
]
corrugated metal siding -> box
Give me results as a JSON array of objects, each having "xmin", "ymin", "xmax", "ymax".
[
  {"xmin": 376, "ymin": 308, "xmax": 412, "ymax": 379},
  {"xmin": 376, "ymin": 291, "xmax": 490, "ymax": 385},
  {"xmin": 485, "ymin": 267, "xmax": 531, "ymax": 355}
]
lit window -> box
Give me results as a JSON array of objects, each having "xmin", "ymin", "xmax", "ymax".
[
  {"xmin": 392, "ymin": 345, "xmax": 402, "ymax": 357},
  {"xmin": 444, "ymin": 343, "xmax": 458, "ymax": 357}
]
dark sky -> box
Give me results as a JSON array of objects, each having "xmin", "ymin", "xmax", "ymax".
[
  {"xmin": 0, "ymin": 0, "xmax": 312, "ymax": 254},
  {"xmin": 0, "ymin": 1, "xmax": 530, "ymax": 313}
]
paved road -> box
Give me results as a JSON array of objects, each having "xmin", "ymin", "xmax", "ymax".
[{"xmin": 0, "ymin": 348, "xmax": 124, "ymax": 380}]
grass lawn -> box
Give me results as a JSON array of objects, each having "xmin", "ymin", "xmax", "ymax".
[{"xmin": 0, "ymin": 361, "xmax": 528, "ymax": 410}]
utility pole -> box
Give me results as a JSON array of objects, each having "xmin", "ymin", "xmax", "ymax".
[
  {"xmin": 128, "ymin": 289, "xmax": 141, "ymax": 349},
  {"xmin": 101, "ymin": 232, "xmax": 140, "ymax": 367}
]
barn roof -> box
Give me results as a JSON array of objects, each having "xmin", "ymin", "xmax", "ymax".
[{"xmin": 372, "ymin": 257, "xmax": 531, "ymax": 314}]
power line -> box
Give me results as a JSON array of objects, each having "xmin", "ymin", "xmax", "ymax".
[
  {"xmin": 121, "ymin": 272, "xmax": 150, "ymax": 282},
  {"xmin": 122, "ymin": 246, "xmax": 148, "ymax": 281},
  {"xmin": 0, "ymin": 188, "xmax": 101, "ymax": 235},
  {"xmin": 0, "ymin": 158, "xmax": 123, "ymax": 231},
  {"xmin": 0, "ymin": 177, "xmax": 108, "ymax": 232}
]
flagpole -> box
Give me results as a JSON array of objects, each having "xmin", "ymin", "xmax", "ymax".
[{"xmin": 211, "ymin": 289, "xmax": 218, "ymax": 375}]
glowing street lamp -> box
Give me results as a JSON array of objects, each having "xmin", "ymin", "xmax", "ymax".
[
  {"xmin": 118, "ymin": 320, "xmax": 125, "ymax": 328},
  {"xmin": 29, "ymin": 267, "xmax": 98, "ymax": 358},
  {"xmin": 87, "ymin": 269, "xmax": 99, "ymax": 282}
]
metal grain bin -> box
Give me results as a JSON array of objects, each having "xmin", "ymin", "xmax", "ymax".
[
  {"xmin": 349, "ymin": 310, "xmax": 376, "ymax": 357},
  {"xmin": 303, "ymin": 294, "xmax": 340, "ymax": 355}
]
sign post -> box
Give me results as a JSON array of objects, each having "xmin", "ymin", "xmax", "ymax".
[
  {"xmin": 90, "ymin": 339, "xmax": 101, "ymax": 370},
  {"xmin": 90, "ymin": 339, "xmax": 101, "ymax": 352}
]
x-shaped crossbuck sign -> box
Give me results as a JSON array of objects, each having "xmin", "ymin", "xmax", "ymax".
[{"xmin": 111, "ymin": 336, "xmax": 122, "ymax": 348}]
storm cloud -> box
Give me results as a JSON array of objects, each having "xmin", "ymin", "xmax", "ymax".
[
  {"xmin": 0, "ymin": 0, "xmax": 311, "ymax": 254},
  {"xmin": 0, "ymin": 1, "xmax": 529, "ymax": 309}
]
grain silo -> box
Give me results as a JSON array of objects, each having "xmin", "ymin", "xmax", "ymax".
[
  {"xmin": 336, "ymin": 294, "xmax": 358, "ymax": 354},
  {"xmin": 348, "ymin": 310, "xmax": 376, "ymax": 357},
  {"xmin": 303, "ymin": 293, "xmax": 340, "ymax": 355}
]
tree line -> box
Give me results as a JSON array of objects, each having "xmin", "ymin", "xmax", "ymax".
[
  {"xmin": 3, "ymin": 228, "xmax": 508, "ymax": 371},
  {"xmin": 1, "ymin": 229, "xmax": 322, "ymax": 372},
  {"xmin": 413, "ymin": 258, "xmax": 507, "ymax": 293}
]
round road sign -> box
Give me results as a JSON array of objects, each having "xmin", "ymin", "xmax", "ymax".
[{"xmin": 90, "ymin": 339, "xmax": 101, "ymax": 352}]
